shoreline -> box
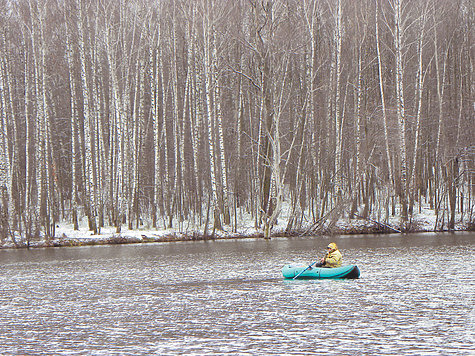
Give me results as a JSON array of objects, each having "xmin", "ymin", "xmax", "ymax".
[{"xmin": 2, "ymin": 222, "xmax": 473, "ymax": 250}]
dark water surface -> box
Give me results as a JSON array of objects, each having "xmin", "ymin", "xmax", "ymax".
[{"xmin": 0, "ymin": 232, "xmax": 473, "ymax": 355}]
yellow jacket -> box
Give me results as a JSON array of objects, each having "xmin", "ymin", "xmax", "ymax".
[{"xmin": 324, "ymin": 249, "xmax": 342, "ymax": 268}]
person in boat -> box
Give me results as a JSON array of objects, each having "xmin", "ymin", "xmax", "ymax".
[{"xmin": 314, "ymin": 242, "xmax": 342, "ymax": 268}]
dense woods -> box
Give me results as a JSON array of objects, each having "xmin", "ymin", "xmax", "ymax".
[{"xmin": 0, "ymin": 0, "xmax": 473, "ymax": 244}]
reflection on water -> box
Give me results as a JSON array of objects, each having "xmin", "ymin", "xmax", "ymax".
[{"xmin": 0, "ymin": 232, "xmax": 473, "ymax": 355}]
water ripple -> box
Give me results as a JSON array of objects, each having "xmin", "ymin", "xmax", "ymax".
[{"xmin": 0, "ymin": 233, "xmax": 473, "ymax": 355}]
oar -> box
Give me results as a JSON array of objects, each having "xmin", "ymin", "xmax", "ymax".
[{"xmin": 293, "ymin": 260, "xmax": 318, "ymax": 279}]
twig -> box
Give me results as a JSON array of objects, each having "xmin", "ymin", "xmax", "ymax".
[{"xmin": 354, "ymin": 214, "xmax": 402, "ymax": 233}]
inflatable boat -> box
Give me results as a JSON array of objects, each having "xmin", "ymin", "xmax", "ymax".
[{"xmin": 282, "ymin": 264, "xmax": 360, "ymax": 279}]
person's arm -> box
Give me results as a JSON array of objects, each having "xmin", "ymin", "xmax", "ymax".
[
  {"xmin": 324, "ymin": 252, "xmax": 339, "ymax": 267},
  {"xmin": 320, "ymin": 253, "xmax": 328, "ymax": 264}
]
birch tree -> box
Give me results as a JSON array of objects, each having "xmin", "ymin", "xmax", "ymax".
[
  {"xmin": 150, "ymin": 8, "xmax": 163, "ymax": 228},
  {"xmin": 64, "ymin": 8, "xmax": 79, "ymax": 230},
  {"xmin": 28, "ymin": 0, "xmax": 52, "ymax": 238},
  {"xmin": 0, "ymin": 0, "xmax": 472, "ymax": 242},
  {"xmin": 201, "ymin": 0, "xmax": 220, "ymax": 233},
  {"xmin": 409, "ymin": 1, "xmax": 429, "ymax": 214},
  {"xmin": 332, "ymin": 0, "xmax": 343, "ymax": 198},
  {"xmin": 299, "ymin": 0, "xmax": 319, "ymax": 226},
  {"xmin": 394, "ymin": 0, "xmax": 409, "ymax": 221},
  {"xmin": 104, "ymin": 5, "xmax": 126, "ymax": 232},
  {"xmin": 212, "ymin": 26, "xmax": 231, "ymax": 226},
  {"xmin": 76, "ymin": 0, "xmax": 97, "ymax": 234},
  {"xmin": 0, "ymin": 33, "xmax": 12, "ymax": 242},
  {"xmin": 375, "ymin": 0, "xmax": 394, "ymax": 217}
]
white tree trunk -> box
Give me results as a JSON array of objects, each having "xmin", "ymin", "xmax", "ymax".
[
  {"xmin": 160, "ymin": 39, "xmax": 171, "ymax": 228},
  {"xmin": 264, "ymin": 56, "xmax": 289, "ymax": 238},
  {"xmin": 77, "ymin": 0, "xmax": 97, "ymax": 233},
  {"xmin": 203, "ymin": 3, "xmax": 222, "ymax": 232},
  {"xmin": 394, "ymin": 0, "xmax": 408, "ymax": 220},
  {"xmin": 190, "ymin": 8, "xmax": 203, "ymax": 220},
  {"xmin": 298, "ymin": 0, "xmax": 318, "ymax": 225},
  {"xmin": 375, "ymin": 1, "xmax": 394, "ymax": 192},
  {"xmin": 171, "ymin": 3, "xmax": 181, "ymax": 225},
  {"xmin": 333, "ymin": 0, "xmax": 343, "ymax": 196},
  {"xmin": 91, "ymin": 7, "xmax": 105, "ymax": 231},
  {"xmin": 21, "ymin": 27, "xmax": 32, "ymax": 231},
  {"xmin": 150, "ymin": 17, "xmax": 162, "ymax": 227},
  {"xmin": 29, "ymin": 0, "xmax": 49, "ymax": 237},
  {"xmin": 433, "ymin": 2, "xmax": 448, "ymax": 165},
  {"xmin": 212, "ymin": 25, "xmax": 230, "ymax": 225},
  {"xmin": 0, "ymin": 49, "xmax": 12, "ymax": 214},
  {"xmin": 105, "ymin": 21, "xmax": 125, "ymax": 232},
  {"xmin": 410, "ymin": 6, "xmax": 428, "ymax": 204},
  {"xmin": 64, "ymin": 14, "xmax": 79, "ymax": 230}
]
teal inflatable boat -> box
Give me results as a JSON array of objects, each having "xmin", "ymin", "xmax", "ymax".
[{"xmin": 282, "ymin": 264, "xmax": 360, "ymax": 279}]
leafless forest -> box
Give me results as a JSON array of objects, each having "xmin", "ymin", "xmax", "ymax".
[{"xmin": 0, "ymin": 0, "xmax": 473, "ymax": 244}]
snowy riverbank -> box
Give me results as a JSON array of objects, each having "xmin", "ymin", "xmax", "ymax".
[{"xmin": 1, "ymin": 205, "xmax": 473, "ymax": 249}]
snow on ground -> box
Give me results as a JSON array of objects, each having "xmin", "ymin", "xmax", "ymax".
[{"xmin": 1, "ymin": 200, "xmax": 473, "ymax": 249}]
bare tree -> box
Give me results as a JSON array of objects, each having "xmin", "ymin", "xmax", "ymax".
[{"xmin": 0, "ymin": 0, "xmax": 472, "ymax": 243}]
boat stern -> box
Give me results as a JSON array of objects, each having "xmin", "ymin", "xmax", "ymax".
[{"xmin": 344, "ymin": 265, "xmax": 360, "ymax": 279}]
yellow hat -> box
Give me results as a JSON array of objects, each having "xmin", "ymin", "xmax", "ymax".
[{"xmin": 327, "ymin": 242, "xmax": 338, "ymax": 250}]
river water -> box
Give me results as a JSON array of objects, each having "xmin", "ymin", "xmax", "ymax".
[{"xmin": 0, "ymin": 232, "xmax": 473, "ymax": 355}]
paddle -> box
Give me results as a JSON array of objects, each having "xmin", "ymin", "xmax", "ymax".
[{"xmin": 293, "ymin": 260, "xmax": 318, "ymax": 279}]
